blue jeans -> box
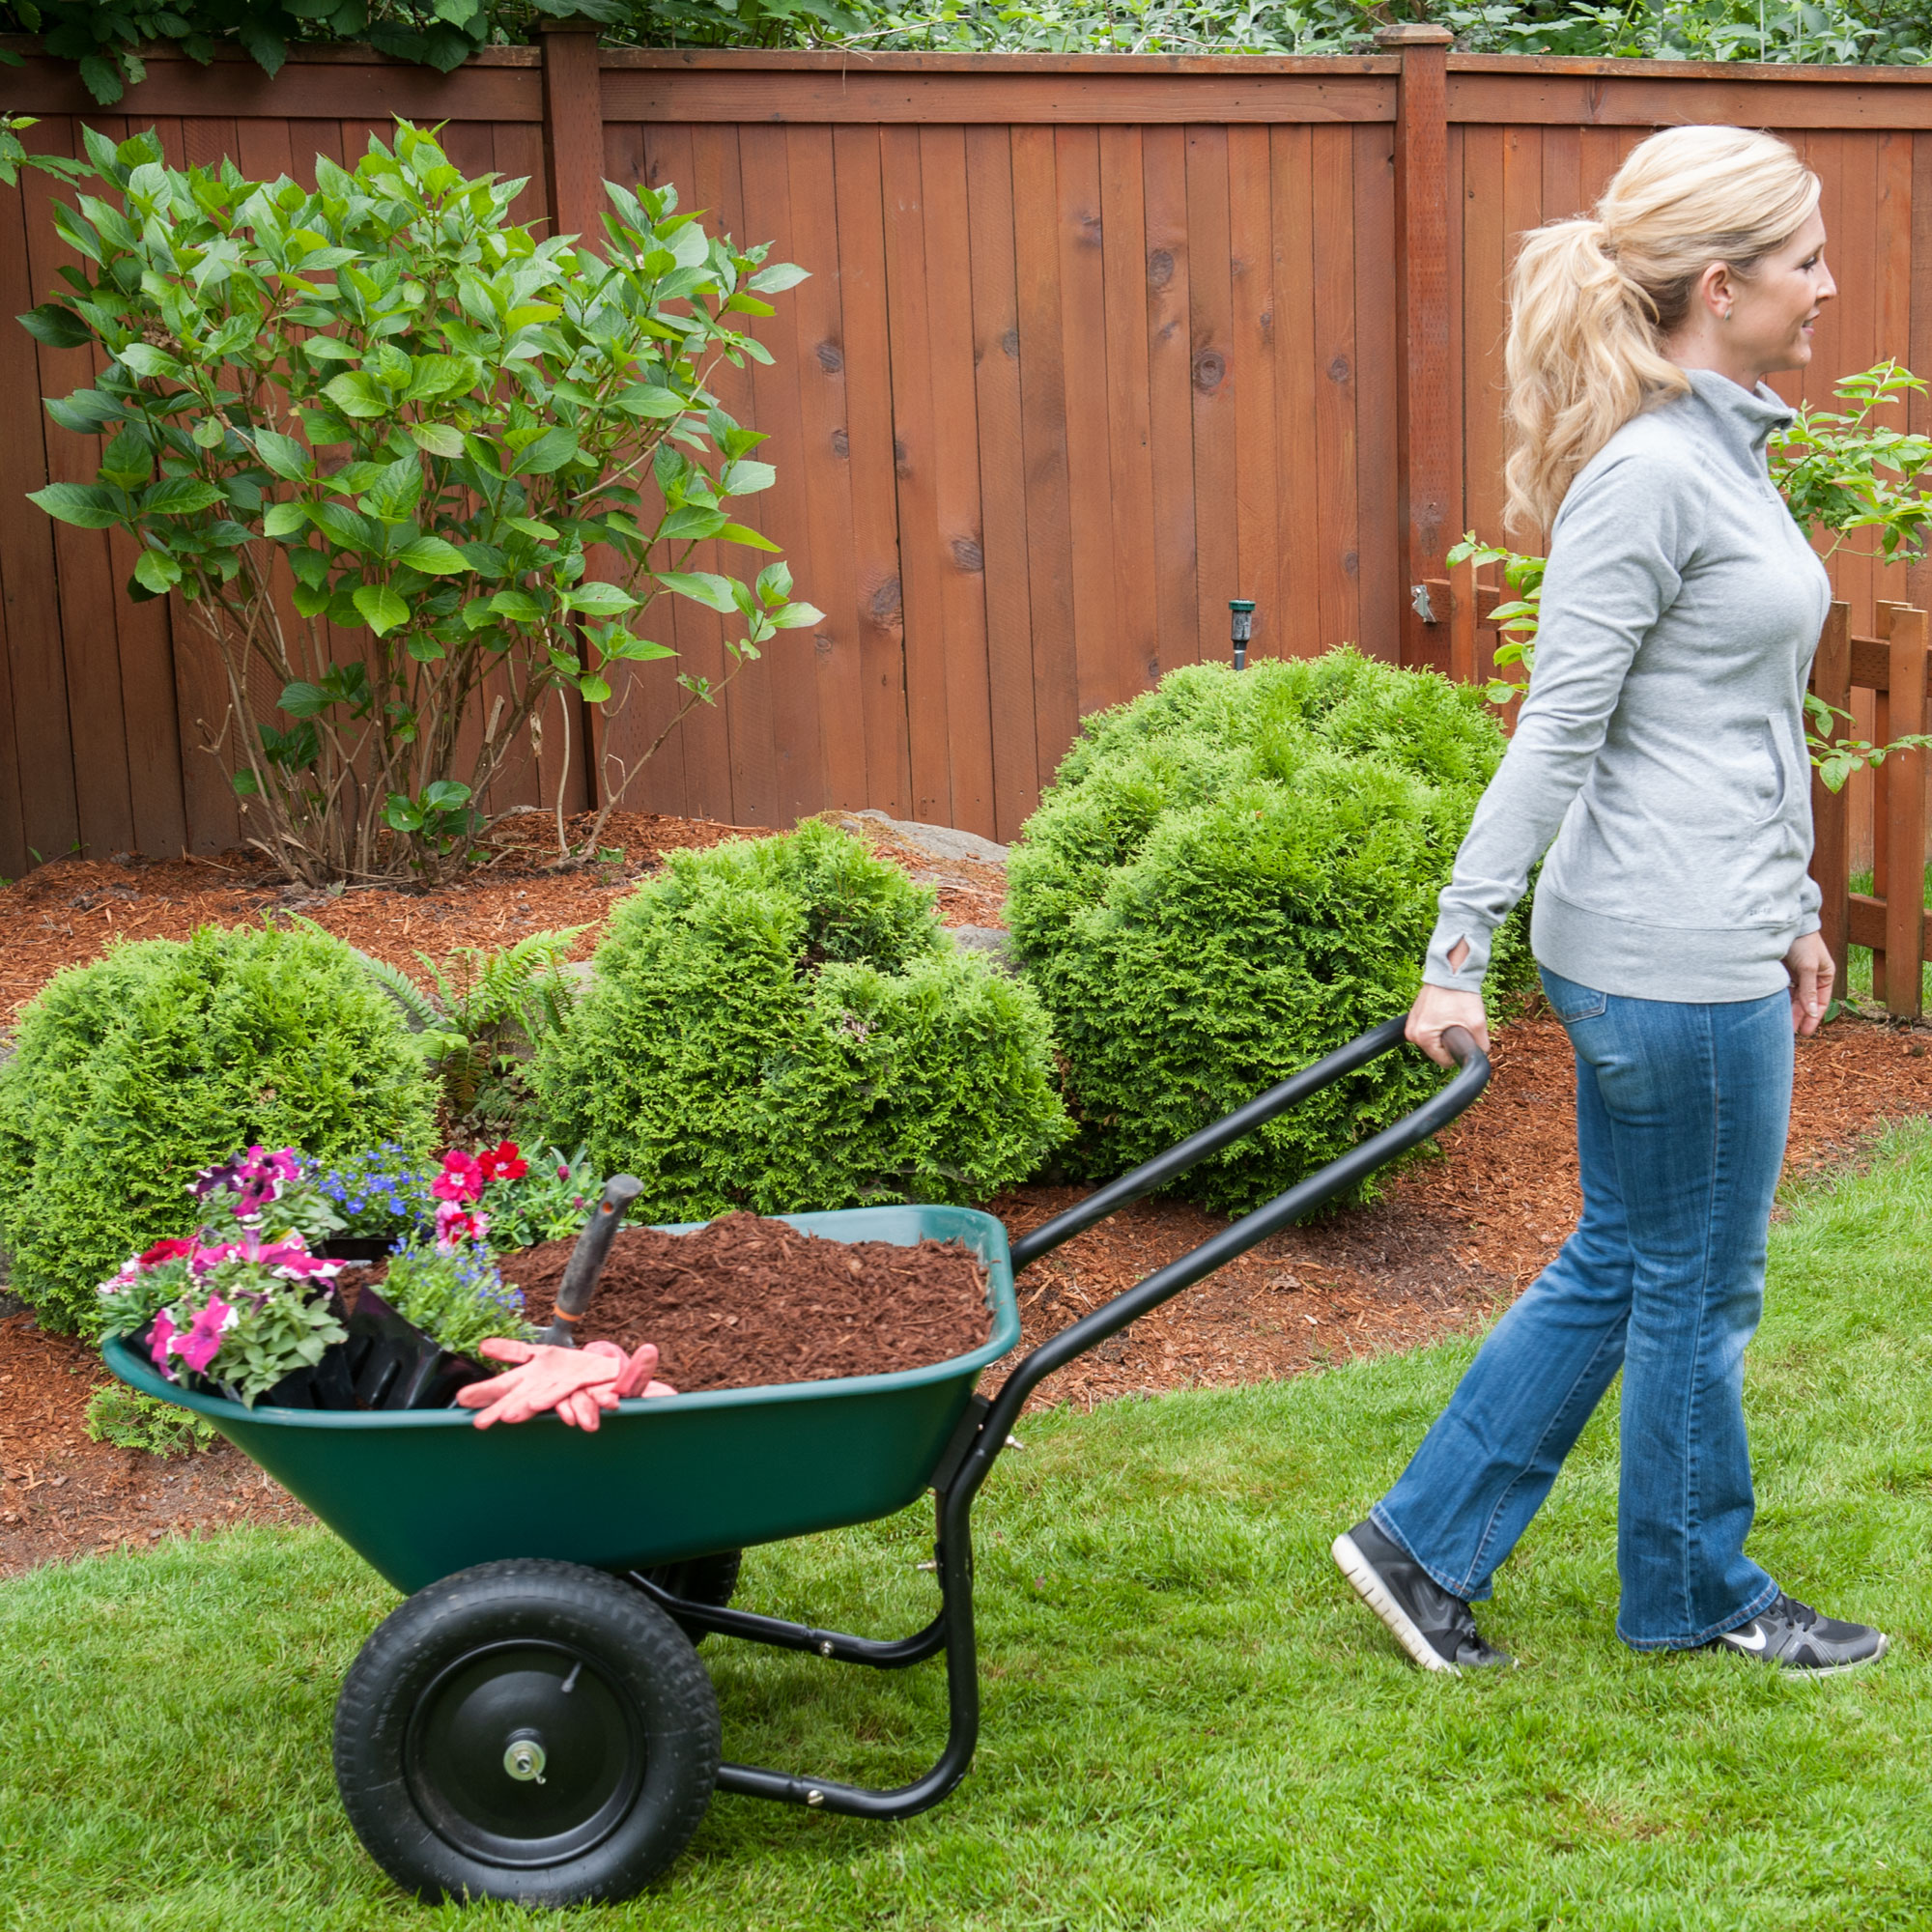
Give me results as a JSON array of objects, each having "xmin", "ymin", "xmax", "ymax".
[{"xmin": 1375, "ymin": 967, "xmax": 1791, "ymax": 1649}]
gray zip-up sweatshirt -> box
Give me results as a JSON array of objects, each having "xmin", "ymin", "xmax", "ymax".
[{"xmin": 1424, "ymin": 368, "xmax": 1833, "ymax": 1004}]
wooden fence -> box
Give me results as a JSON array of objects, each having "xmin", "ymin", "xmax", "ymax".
[{"xmin": 6, "ymin": 40, "xmax": 1932, "ymax": 886}]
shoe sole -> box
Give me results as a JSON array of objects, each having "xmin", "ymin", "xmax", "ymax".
[
  {"xmin": 1331, "ymin": 1530, "xmax": 1460, "ymax": 1676},
  {"xmin": 1713, "ymin": 1630, "xmax": 1889, "ymax": 1676}
]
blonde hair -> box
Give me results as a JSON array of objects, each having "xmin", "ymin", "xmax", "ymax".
[{"xmin": 1502, "ymin": 125, "xmax": 1821, "ymax": 536}]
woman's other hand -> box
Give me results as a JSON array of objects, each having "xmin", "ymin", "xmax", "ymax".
[
  {"xmin": 1408, "ymin": 941, "xmax": 1492, "ymax": 1067},
  {"xmin": 1784, "ymin": 931, "xmax": 1835, "ymax": 1037}
]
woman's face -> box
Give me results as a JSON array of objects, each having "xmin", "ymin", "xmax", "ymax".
[{"xmin": 1725, "ymin": 208, "xmax": 1835, "ymax": 378}]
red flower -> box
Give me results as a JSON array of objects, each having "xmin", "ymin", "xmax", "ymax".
[
  {"xmin": 475, "ymin": 1141, "xmax": 527, "ymax": 1183},
  {"xmin": 431, "ymin": 1150, "xmax": 485, "ymax": 1204},
  {"xmin": 138, "ymin": 1238, "xmax": 195, "ymax": 1269}
]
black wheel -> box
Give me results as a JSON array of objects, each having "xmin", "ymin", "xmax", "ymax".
[
  {"xmin": 332, "ymin": 1559, "xmax": 720, "ymax": 1907},
  {"xmin": 639, "ymin": 1549, "xmax": 744, "ymax": 1646}
]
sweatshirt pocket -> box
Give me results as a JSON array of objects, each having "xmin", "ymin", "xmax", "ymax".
[{"xmin": 1745, "ymin": 719, "xmax": 1789, "ymax": 826}]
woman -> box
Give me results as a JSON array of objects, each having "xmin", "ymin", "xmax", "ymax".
[{"xmin": 1333, "ymin": 125, "xmax": 1887, "ymax": 1676}]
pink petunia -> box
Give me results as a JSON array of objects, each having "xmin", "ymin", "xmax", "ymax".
[
  {"xmin": 432, "ymin": 1150, "xmax": 485, "ymax": 1204},
  {"xmin": 175, "ymin": 1296, "xmax": 237, "ymax": 1375},
  {"xmin": 435, "ymin": 1201, "xmax": 489, "ymax": 1250},
  {"xmin": 149, "ymin": 1309, "xmax": 178, "ymax": 1378}
]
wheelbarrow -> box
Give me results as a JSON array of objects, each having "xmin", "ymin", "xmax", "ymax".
[{"xmin": 103, "ymin": 1016, "xmax": 1487, "ymax": 1907}]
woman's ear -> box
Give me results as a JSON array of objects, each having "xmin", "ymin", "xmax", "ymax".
[{"xmin": 1697, "ymin": 259, "xmax": 1735, "ymax": 323}]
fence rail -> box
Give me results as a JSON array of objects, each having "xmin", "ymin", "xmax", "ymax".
[{"xmin": 3, "ymin": 41, "xmax": 1932, "ymax": 884}]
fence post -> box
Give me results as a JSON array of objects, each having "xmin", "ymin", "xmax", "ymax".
[
  {"xmin": 541, "ymin": 25, "xmax": 607, "ymax": 249},
  {"xmin": 1809, "ymin": 600, "xmax": 1852, "ymax": 994},
  {"xmin": 1884, "ymin": 605, "xmax": 1929, "ymax": 1018},
  {"xmin": 1379, "ymin": 23, "xmax": 1454, "ymax": 675}
]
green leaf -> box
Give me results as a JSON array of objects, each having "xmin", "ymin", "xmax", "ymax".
[
  {"xmin": 231, "ymin": 767, "xmax": 262, "ymax": 798},
  {"xmin": 421, "ymin": 779, "xmax": 470, "ymax": 811},
  {"xmin": 658, "ymin": 504, "xmax": 728, "ymax": 543},
  {"xmin": 718, "ymin": 523, "xmax": 783, "ymax": 553},
  {"xmin": 613, "ymin": 384, "xmax": 689, "ymax": 420},
  {"xmin": 395, "ymin": 535, "xmax": 469, "ymax": 575},
  {"xmin": 292, "ymin": 581, "xmax": 332, "ymax": 618},
  {"xmin": 118, "ymin": 342, "xmax": 184, "ymax": 382},
  {"xmin": 384, "ymin": 793, "xmax": 423, "ymax": 833},
  {"xmin": 279, "ymin": 681, "xmax": 327, "ymax": 718},
  {"xmin": 579, "ymin": 674, "xmax": 612, "ymax": 703},
  {"xmin": 143, "ymin": 477, "xmax": 223, "ymax": 516},
  {"xmin": 253, "ymin": 430, "xmax": 310, "ymax": 480},
  {"xmin": 409, "ymin": 421, "xmax": 466, "ymax": 458},
  {"xmin": 99, "ymin": 427, "xmax": 153, "ymax": 490},
  {"xmin": 767, "ymin": 601, "xmax": 825, "ymax": 630},
  {"xmin": 132, "ymin": 550, "xmax": 181, "ymax": 594},
  {"xmin": 654, "ymin": 570, "xmax": 736, "ymax": 612},
  {"xmin": 322, "ymin": 370, "xmax": 392, "ymax": 419},
  {"xmin": 747, "ymin": 262, "xmax": 810, "ymax": 295},
  {"xmin": 16, "ymin": 303, "xmax": 93, "ymax": 349},
  {"xmin": 29, "ymin": 482, "xmax": 122, "ymax": 528},
  {"xmin": 561, "ymin": 581, "xmax": 638, "ymax": 617},
  {"xmin": 511, "ymin": 426, "xmax": 579, "ymax": 475},
  {"xmin": 488, "ymin": 588, "xmax": 543, "ymax": 623},
  {"xmin": 353, "ymin": 582, "xmax": 411, "ymax": 636},
  {"xmin": 358, "ymin": 455, "xmax": 423, "ymax": 523},
  {"xmin": 506, "ymin": 516, "xmax": 558, "ymax": 540},
  {"xmin": 261, "ymin": 501, "xmax": 308, "ymax": 539},
  {"xmin": 721, "ymin": 459, "xmax": 777, "ymax": 497}
]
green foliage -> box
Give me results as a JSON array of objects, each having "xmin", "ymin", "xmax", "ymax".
[
  {"xmin": 335, "ymin": 924, "xmax": 585, "ymax": 1129},
  {"xmin": 379, "ymin": 1236, "xmax": 536, "ymax": 1355},
  {"xmin": 22, "ymin": 122, "xmax": 816, "ymax": 882},
  {"xmin": 532, "ymin": 819, "xmax": 1071, "ymax": 1218},
  {"xmin": 484, "ymin": 1142, "xmax": 599, "ymax": 1248},
  {"xmin": 83, "ymin": 1383, "xmax": 220, "ymax": 1458},
  {"xmin": 11, "ymin": 0, "xmax": 1932, "ymax": 88},
  {"xmin": 0, "ymin": 923, "xmax": 439, "ymax": 1335},
  {"xmin": 1007, "ymin": 649, "xmax": 1526, "ymax": 1215}
]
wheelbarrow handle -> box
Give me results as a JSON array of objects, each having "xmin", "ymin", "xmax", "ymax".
[
  {"xmin": 538, "ymin": 1175, "xmax": 644, "ymax": 1347},
  {"xmin": 1010, "ymin": 1012, "xmax": 1421, "ymax": 1272},
  {"xmin": 963, "ymin": 1019, "xmax": 1489, "ymax": 1491}
]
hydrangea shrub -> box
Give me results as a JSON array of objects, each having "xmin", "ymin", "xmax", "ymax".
[
  {"xmin": 0, "ymin": 923, "xmax": 438, "ymax": 1333},
  {"xmin": 532, "ymin": 820, "xmax": 1070, "ymax": 1219},
  {"xmin": 1006, "ymin": 648, "xmax": 1531, "ymax": 1214}
]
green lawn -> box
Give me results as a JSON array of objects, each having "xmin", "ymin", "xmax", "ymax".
[{"xmin": 9, "ymin": 1126, "xmax": 1932, "ymax": 1931}]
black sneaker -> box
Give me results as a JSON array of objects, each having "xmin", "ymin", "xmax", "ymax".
[
  {"xmin": 1332, "ymin": 1517, "xmax": 1512, "ymax": 1675},
  {"xmin": 1707, "ymin": 1592, "xmax": 1889, "ymax": 1674}
]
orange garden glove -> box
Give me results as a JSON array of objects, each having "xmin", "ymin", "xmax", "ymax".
[{"xmin": 457, "ymin": 1338, "xmax": 677, "ymax": 1432}]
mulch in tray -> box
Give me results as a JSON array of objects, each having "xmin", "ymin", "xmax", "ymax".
[{"xmin": 508, "ymin": 1212, "xmax": 993, "ymax": 1391}]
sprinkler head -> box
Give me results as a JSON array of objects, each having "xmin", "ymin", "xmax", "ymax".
[{"xmin": 1228, "ymin": 599, "xmax": 1256, "ymax": 669}]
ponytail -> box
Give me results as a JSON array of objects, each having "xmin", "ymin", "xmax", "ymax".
[{"xmin": 1502, "ymin": 126, "xmax": 1820, "ymax": 536}]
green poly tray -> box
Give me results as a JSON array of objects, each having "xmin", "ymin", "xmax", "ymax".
[{"xmin": 103, "ymin": 1205, "xmax": 1020, "ymax": 1595}]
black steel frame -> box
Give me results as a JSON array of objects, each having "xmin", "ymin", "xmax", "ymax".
[{"xmin": 630, "ymin": 1017, "xmax": 1490, "ymax": 1822}]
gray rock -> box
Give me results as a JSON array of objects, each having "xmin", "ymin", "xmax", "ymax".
[
  {"xmin": 853, "ymin": 810, "xmax": 1009, "ymax": 868},
  {"xmin": 949, "ymin": 925, "xmax": 1015, "ymax": 973}
]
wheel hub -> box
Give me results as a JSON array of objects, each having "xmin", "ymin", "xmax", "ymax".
[{"xmin": 406, "ymin": 1641, "xmax": 643, "ymax": 1867}]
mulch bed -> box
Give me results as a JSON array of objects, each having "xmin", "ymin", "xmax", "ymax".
[
  {"xmin": 4, "ymin": 811, "xmax": 1932, "ymax": 1573},
  {"xmin": 509, "ymin": 1213, "xmax": 992, "ymax": 1390}
]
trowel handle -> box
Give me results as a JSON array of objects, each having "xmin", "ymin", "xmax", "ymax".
[{"xmin": 540, "ymin": 1175, "xmax": 644, "ymax": 1347}]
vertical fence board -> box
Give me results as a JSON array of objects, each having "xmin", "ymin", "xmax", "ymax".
[
  {"xmin": 1097, "ymin": 127, "xmax": 1162, "ymax": 695},
  {"xmin": 1141, "ymin": 125, "xmax": 1201, "ymax": 687},
  {"xmin": 783, "ymin": 124, "xmax": 870, "ymax": 814},
  {"xmin": 1354, "ymin": 120, "xmax": 1400, "ymax": 660},
  {"xmin": 1185, "ymin": 126, "xmax": 1238, "ymax": 668},
  {"xmin": 1228, "ymin": 125, "xmax": 1280, "ymax": 661},
  {"xmin": 1056, "ymin": 126, "xmax": 1122, "ymax": 722},
  {"xmin": 1012, "ymin": 124, "xmax": 1081, "ymax": 785},
  {"xmin": 966, "ymin": 125, "xmax": 1041, "ymax": 839},
  {"xmin": 1269, "ymin": 125, "xmax": 1321, "ymax": 657},
  {"xmin": 830, "ymin": 124, "xmax": 913, "ymax": 817},
  {"xmin": 1311, "ymin": 124, "xmax": 1359, "ymax": 648},
  {"xmin": 918, "ymin": 124, "xmax": 998, "ymax": 838}
]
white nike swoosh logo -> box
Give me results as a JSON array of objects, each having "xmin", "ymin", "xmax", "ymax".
[{"xmin": 1726, "ymin": 1625, "xmax": 1769, "ymax": 1653}]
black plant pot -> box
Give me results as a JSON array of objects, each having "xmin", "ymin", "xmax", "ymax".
[{"xmin": 317, "ymin": 1236, "xmax": 399, "ymax": 1264}]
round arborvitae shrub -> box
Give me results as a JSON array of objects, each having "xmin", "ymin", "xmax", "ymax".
[
  {"xmin": 532, "ymin": 820, "xmax": 1069, "ymax": 1218},
  {"xmin": 0, "ymin": 923, "xmax": 439, "ymax": 1334},
  {"xmin": 1006, "ymin": 648, "xmax": 1530, "ymax": 1214}
]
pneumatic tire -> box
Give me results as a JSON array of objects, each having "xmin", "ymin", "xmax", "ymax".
[{"xmin": 332, "ymin": 1559, "xmax": 720, "ymax": 1906}]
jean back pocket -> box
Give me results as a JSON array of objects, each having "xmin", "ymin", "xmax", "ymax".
[{"xmin": 1539, "ymin": 968, "xmax": 1607, "ymax": 1024}]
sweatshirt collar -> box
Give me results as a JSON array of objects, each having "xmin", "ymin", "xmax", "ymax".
[{"xmin": 1681, "ymin": 365, "xmax": 1796, "ymax": 472}]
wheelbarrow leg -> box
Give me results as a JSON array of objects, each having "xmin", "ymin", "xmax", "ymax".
[{"xmin": 690, "ymin": 1486, "xmax": 982, "ymax": 1822}]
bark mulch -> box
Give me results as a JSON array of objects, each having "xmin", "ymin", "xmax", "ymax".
[
  {"xmin": 4, "ymin": 810, "xmax": 1931, "ymax": 1572},
  {"xmin": 510, "ymin": 1213, "xmax": 991, "ymax": 1391}
]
